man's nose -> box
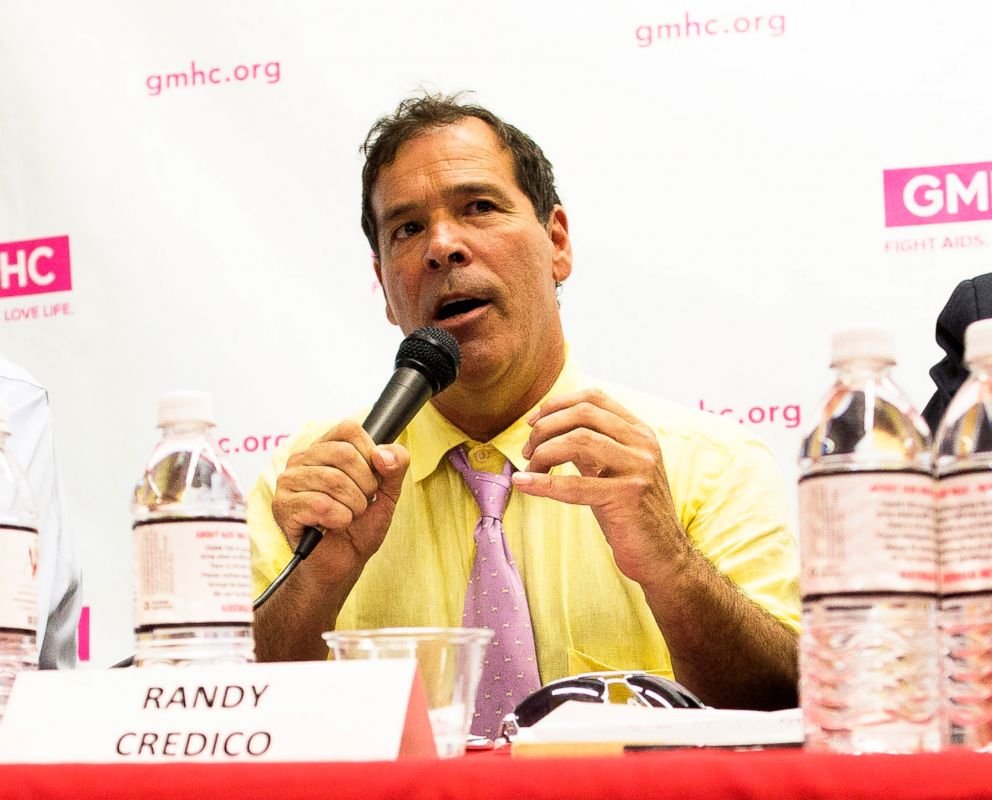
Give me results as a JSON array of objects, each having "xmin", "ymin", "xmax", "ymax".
[{"xmin": 424, "ymin": 221, "xmax": 469, "ymax": 270}]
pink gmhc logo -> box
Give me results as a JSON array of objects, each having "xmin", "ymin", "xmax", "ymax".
[
  {"xmin": 0, "ymin": 236, "xmax": 72, "ymax": 298},
  {"xmin": 884, "ymin": 162, "xmax": 992, "ymax": 227}
]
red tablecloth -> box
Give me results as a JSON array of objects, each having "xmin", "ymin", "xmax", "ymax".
[{"xmin": 0, "ymin": 749, "xmax": 989, "ymax": 800}]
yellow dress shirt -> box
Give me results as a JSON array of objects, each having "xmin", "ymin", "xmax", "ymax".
[{"xmin": 249, "ymin": 355, "xmax": 800, "ymax": 684}]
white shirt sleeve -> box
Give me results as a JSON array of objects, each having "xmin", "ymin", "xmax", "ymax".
[{"xmin": 0, "ymin": 356, "xmax": 81, "ymax": 668}]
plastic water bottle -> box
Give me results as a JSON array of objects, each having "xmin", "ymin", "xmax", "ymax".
[
  {"xmin": 0, "ymin": 401, "xmax": 39, "ymax": 717},
  {"xmin": 799, "ymin": 327, "xmax": 939, "ymax": 753},
  {"xmin": 934, "ymin": 318, "xmax": 992, "ymax": 749},
  {"xmin": 132, "ymin": 391, "xmax": 254, "ymax": 665}
]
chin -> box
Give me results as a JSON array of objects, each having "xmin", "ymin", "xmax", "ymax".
[{"xmin": 450, "ymin": 340, "xmax": 508, "ymax": 386}]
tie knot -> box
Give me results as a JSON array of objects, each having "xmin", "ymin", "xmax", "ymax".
[{"xmin": 448, "ymin": 446, "xmax": 512, "ymax": 520}]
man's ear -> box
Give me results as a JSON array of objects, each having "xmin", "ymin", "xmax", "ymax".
[
  {"xmin": 548, "ymin": 205, "xmax": 573, "ymax": 284},
  {"xmin": 373, "ymin": 257, "xmax": 399, "ymax": 326}
]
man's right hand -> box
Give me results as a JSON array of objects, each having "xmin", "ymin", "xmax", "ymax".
[{"xmin": 270, "ymin": 420, "xmax": 410, "ymax": 582}]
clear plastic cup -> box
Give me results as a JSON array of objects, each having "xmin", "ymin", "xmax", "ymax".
[{"xmin": 322, "ymin": 627, "xmax": 492, "ymax": 758}]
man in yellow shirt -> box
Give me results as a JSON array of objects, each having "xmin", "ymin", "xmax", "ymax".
[{"xmin": 250, "ymin": 94, "xmax": 800, "ymax": 713}]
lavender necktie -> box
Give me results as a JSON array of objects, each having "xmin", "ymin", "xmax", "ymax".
[{"xmin": 448, "ymin": 446, "xmax": 541, "ymax": 737}]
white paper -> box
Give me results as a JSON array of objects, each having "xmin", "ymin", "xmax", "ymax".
[{"xmin": 514, "ymin": 702, "xmax": 804, "ymax": 748}]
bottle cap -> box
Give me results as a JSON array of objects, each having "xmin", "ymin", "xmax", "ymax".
[
  {"xmin": 158, "ymin": 390, "xmax": 215, "ymax": 427},
  {"xmin": 965, "ymin": 319, "xmax": 992, "ymax": 365},
  {"xmin": 830, "ymin": 326, "xmax": 896, "ymax": 367},
  {"xmin": 0, "ymin": 398, "xmax": 8, "ymax": 435}
]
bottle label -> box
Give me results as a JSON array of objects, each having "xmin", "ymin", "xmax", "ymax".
[
  {"xmin": 133, "ymin": 519, "xmax": 252, "ymax": 630},
  {"xmin": 0, "ymin": 525, "xmax": 39, "ymax": 633},
  {"xmin": 937, "ymin": 471, "xmax": 992, "ymax": 594},
  {"xmin": 799, "ymin": 471, "xmax": 937, "ymax": 596}
]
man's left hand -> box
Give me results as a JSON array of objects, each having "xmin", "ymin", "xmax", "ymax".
[{"xmin": 513, "ymin": 388, "xmax": 689, "ymax": 589}]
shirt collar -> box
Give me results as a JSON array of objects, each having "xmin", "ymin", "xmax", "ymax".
[{"xmin": 407, "ymin": 346, "xmax": 583, "ymax": 482}]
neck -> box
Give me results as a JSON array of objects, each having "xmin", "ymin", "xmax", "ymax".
[{"xmin": 431, "ymin": 350, "xmax": 566, "ymax": 442}]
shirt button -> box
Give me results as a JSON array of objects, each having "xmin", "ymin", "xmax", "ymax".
[{"xmin": 469, "ymin": 445, "xmax": 497, "ymax": 469}]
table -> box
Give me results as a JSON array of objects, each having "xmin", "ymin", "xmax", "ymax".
[{"xmin": 0, "ymin": 748, "xmax": 990, "ymax": 800}]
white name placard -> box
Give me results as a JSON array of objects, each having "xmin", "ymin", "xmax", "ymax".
[{"xmin": 0, "ymin": 660, "xmax": 436, "ymax": 763}]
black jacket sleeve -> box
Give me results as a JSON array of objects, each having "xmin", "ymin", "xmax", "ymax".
[{"xmin": 922, "ymin": 276, "xmax": 990, "ymax": 432}]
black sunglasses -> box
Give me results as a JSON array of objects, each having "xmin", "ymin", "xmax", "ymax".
[{"xmin": 498, "ymin": 671, "xmax": 706, "ymax": 739}]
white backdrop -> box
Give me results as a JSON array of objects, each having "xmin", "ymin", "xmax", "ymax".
[{"xmin": 2, "ymin": 0, "xmax": 991, "ymax": 665}]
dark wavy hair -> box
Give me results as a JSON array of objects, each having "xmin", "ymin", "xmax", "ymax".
[{"xmin": 360, "ymin": 92, "xmax": 560, "ymax": 255}]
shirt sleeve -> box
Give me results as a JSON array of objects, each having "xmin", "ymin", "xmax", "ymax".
[
  {"xmin": 36, "ymin": 441, "xmax": 82, "ymax": 669},
  {"xmin": 4, "ymin": 377, "xmax": 82, "ymax": 669},
  {"xmin": 681, "ymin": 435, "xmax": 802, "ymax": 634},
  {"xmin": 247, "ymin": 420, "xmax": 332, "ymax": 598}
]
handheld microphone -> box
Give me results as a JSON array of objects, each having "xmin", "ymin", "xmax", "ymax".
[
  {"xmin": 362, "ymin": 326, "xmax": 461, "ymax": 444},
  {"xmin": 252, "ymin": 326, "xmax": 461, "ymax": 609}
]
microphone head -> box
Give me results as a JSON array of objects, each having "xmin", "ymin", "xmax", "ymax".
[{"xmin": 395, "ymin": 326, "xmax": 461, "ymax": 395}]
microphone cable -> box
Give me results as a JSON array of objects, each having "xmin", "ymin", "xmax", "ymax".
[{"xmin": 251, "ymin": 526, "xmax": 323, "ymax": 610}]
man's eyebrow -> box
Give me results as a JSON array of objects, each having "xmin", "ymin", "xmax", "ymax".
[
  {"xmin": 449, "ymin": 181, "xmax": 514, "ymax": 204},
  {"xmin": 377, "ymin": 182, "xmax": 515, "ymax": 228},
  {"xmin": 378, "ymin": 201, "xmax": 419, "ymax": 229}
]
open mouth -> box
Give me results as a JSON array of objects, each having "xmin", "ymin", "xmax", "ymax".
[{"xmin": 435, "ymin": 297, "xmax": 489, "ymax": 320}]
